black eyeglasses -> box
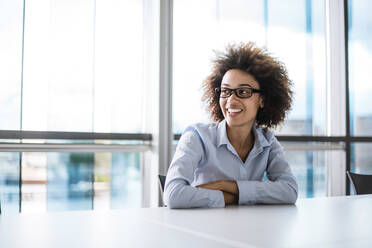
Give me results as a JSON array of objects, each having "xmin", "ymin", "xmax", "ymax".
[{"xmin": 215, "ymin": 87, "xmax": 261, "ymax": 99}]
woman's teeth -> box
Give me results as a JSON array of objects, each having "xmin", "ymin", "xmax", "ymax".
[{"xmin": 228, "ymin": 108, "xmax": 242, "ymax": 113}]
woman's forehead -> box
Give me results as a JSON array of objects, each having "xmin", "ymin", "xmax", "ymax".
[{"xmin": 221, "ymin": 69, "xmax": 259, "ymax": 88}]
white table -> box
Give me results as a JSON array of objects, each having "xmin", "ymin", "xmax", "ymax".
[{"xmin": 1, "ymin": 195, "xmax": 371, "ymax": 248}]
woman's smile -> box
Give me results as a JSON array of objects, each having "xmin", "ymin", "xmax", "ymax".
[{"xmin": 227, "ymin": 107, "xmax": 243, "ymax": 117}]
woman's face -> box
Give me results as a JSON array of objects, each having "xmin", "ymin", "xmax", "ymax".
[{"xmin": 219, "ymin": 69, "xmax": 264, "ymax": 130}]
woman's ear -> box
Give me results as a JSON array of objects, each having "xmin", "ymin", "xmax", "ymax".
[{"xmin": 259, "ymin": 96, "xmax": 264, "ymax": 108}]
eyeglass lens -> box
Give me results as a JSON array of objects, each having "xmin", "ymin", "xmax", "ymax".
[{"xmin": 219, "ymin": 87, "xmax": 253, "ymax": 98}]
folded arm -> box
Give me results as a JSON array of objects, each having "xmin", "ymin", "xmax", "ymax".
[
  {"xmin": 164, "ymin": 129, "xmax": 225, "ymax": 209},
  {"xmin": 197, "ymin": 180, "xmax": 239, "ymax": 205},
  {"xmin": 237, "ymin": 139, "xmax": 298, "ymax": 205},
  {"xmin": 198, "ymin": 139, "xmax": 298, "ymax": 205},
  {"xmin": 165, "ymin": 179, "xmax": 225, "ymax": 208}
]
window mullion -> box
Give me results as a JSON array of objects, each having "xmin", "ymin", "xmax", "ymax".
[
  {"xmin": 158, "ymin": 0, "xmax": 173, "ymax": 176},
  {"xmin": 325, "ymin": 0, "xmax": 347, "ymax": 196}
]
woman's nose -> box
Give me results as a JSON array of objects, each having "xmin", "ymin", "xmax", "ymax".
[{"xmin": 227, "ymin": 92, "xmax": 239, "ymax": 102}]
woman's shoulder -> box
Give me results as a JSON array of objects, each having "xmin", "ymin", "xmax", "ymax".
[
  {"xmin": 182, "ymin": 122, "xmax": 219, "ymax": 141},
  {"xmin": 254, "ymin": 126, "xmax": 277, "ymax": 145},
  {"xmin": 187, "ymin": 122, "xmax": 218, "ymax": 130}
]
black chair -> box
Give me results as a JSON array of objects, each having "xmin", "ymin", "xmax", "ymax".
[
  {"xmin": 158, "ymin": 175, "xmax": 166, "ymax": 193},
  {"xmin": 158, "ymin": 175, "xmax": 166, "ymax": 207},
  {"xmin": 347, "ymin": 171, "xmax": 372, "ymax": 195}
]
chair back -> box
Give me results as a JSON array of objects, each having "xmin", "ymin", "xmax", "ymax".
[
  {"xmin": 347, "ymin": 171, "xmax": 372, "ymax": 195},
  {"xmin": 158, "ymin": 175, "xmax": 166, "ymax": 207},
  {"xmin": 158, "ymin": 175, "xmax": 166, "ymax": 193}
]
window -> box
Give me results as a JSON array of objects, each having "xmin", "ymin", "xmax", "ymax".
[
  {"xmin": 284, "ymin": 147, "xmax": 330, "ymax": 198},
  {"xmin": 348, "ymin": 0, "xmax": 372, "ymax": 193},
  {"xmin": 348, "ymin": 0, "xmax": 372, "ymax": 136},
  {"xmin": 0, "ymin": 152, "xmax": 20, "ymax": 213},
  {"xmin": 0, "ymin": 0, "xmax": 23, "ymax": 130},
  {"xmin": 21, "ymin": 0, "xmax": 145, "ymax": 133},
  {"xmin": 0, "ymin": 151, "xmax": 142, "ymax": 213},
  {"xmin": 0, "ymin": 0, "xmax": 157, "ymax": 212}
]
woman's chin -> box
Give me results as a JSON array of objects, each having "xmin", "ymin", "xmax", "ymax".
[{"xmin": 226, "ymin": 118, "xmax": 254, "ymax": 129}]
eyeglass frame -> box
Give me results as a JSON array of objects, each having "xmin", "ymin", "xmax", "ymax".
[{"xmin": 215, "ymin": 86, "xmax": 261, "ymax": 99}]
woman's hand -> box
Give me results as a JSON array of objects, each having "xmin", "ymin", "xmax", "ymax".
[
  {"xmin": 196, "ymin": 180, "xmax": 239, "ymax": 195},
  {"xmin": 196, "ymin": 180, "xmax": 239, "ymax": 205},
  {"xmin": 222, "ymin": 191, "xmax": 238, "ymax": 205}
]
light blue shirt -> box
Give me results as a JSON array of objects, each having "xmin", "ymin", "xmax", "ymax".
[{"xmin": 164, "ymin": 120, "xmax": 298, "ymax": 209}]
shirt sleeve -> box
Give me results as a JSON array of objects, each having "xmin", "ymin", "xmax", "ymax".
[
  {"xmin": 164, "ymin": 127, "xmax": 225, "ymax": 209},
  {"xmin": 237, "ymin": 137, "xmax": 298, "ymax": 205}
]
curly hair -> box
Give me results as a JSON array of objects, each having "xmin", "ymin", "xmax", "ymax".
[{"xmin": 201, "ymin": 42, "xmax": 293, "ymax": 129}]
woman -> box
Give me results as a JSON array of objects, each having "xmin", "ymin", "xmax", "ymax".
[{"xmin": 164, "ymin": 42, "xmax": 298, "ymax": 208}]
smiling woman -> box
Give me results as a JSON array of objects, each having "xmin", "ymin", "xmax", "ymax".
[{"xmin": 164, "ymin": 42, "xmax": 298, "ymax": 208}]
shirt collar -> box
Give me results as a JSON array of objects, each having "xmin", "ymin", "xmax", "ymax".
[
  {"xmin": 217, "ymin": 120, "xmax": 229, "ymax": 147},
  {"xmin": 216, "ymin": 120, "xmax": 271, "ymax": 150},
  {"xmin": 251, "ymin": 124, "xmax": 270, "ymax": 150}
]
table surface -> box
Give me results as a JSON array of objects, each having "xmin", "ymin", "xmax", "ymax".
[{"xmin": 1, "ymin": 195, "xmax": 371, "ymax": 248}]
